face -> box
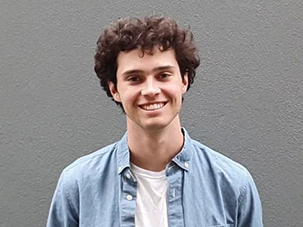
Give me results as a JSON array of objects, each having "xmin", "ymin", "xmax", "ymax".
[{"xmin": 108, "ymin": 47, "xmax": 188, "ymax": 132}]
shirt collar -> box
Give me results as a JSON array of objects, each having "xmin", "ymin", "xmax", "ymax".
[
  {"xmin": 116, "ymin": 132, "xmax": 130, "ymax": 174},
  {"xmin": 171, "ymin": 128, "xmax": 194, "ymax": 171},
  {"xmin": 116, "ymin": 128, "xmax": 194, "ymax": 174}
]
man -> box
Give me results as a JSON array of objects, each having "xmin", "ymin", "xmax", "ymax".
[{"xmin": 47, "ymin": 16, "xmax": 263, "ymax": 226}]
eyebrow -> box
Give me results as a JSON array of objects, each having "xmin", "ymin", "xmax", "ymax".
[
  {"xmin": 122, "ymin": 65, "xmax": 175, "ymax": 76},
  {"xmin": 153, "ymin": 65, "xmax": 175, "ymax": 72}
]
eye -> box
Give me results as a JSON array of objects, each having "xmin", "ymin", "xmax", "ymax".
[
  {"xmin": 158, "ymin": 73, "xmax": 171, "ymax": 80},
  {"xmin": 127, "ymin": 76, "xmax": 140, "ymax": 82}
]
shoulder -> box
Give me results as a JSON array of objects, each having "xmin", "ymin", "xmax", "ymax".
[
  {"xmin": 187, "ymin": 137, "xmax": 263, "ymax": 225},
  {"xmin": 191, "ymin": 139, "xmax": 253, "ymax": 188},
  {"xmin": 61, "ymin": 142, "xmax": 118, "ymax": 182}
]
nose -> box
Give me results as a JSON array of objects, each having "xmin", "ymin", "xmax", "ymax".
[{"xmin": 141, "ymin": 78, "xmax": 160, "ymax": 97}]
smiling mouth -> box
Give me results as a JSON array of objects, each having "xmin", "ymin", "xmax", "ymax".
[{"xmin": 139, "ymin": 102, "xmax": 167, "ymax": 111}]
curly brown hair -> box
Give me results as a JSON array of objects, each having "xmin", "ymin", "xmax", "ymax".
[{"xmin": 94, "ymin": 15, "xmax": 200, "ymax": 107}]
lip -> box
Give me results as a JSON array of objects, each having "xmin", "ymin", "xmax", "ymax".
[{"xmin": 139, "ymin": 102, "xmax": 167, "ymax": 111}]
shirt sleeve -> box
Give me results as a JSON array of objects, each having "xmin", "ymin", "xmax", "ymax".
[
  {"xmin": 46, "ymin": 171, "xmax": 79, "ymax": 227},
  {"xmin": 237, "ymin": 170, "xmax": 263, "ymax": 227}
]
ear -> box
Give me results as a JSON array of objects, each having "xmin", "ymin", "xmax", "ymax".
[
  {"xmin": 181, "ymin": 73, "xmax": 189, "ymax": 94},
  {"xmin": 108, "ymin": 81, "xmax": 121, "ymax": 102}
]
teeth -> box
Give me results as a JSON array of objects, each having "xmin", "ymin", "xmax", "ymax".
[{"xmin": 141, "ymin": 103, "xmax": 165, "ymax": 110}]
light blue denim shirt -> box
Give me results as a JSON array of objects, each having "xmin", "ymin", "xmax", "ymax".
[{"xmin": 47, "ymin": 129, "xmax": 263, "ymax": 227}]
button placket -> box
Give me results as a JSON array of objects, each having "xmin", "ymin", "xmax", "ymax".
[
  {"xmin": 166, "ymin": 166, "xmax": 185, "ymax": 227},
  {"xmin": 120, "ymin": 169, "xmax": 137, "ymax": 226}
]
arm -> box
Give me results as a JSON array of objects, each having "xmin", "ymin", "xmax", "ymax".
[
  {"xmin": 46, "ymin": 171, "xmax": 79, "ymax": 227},
  {"xmin": 237, "ymin": 171, "xmax": 263, "ymax": 227}
]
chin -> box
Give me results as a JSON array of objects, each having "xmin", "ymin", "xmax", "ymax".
[
  {"xmin": 139, "ymin": 122, "xmax": 165, "ymax": 130},
  {"xmin": 139, "ymin": 118, "xmax": 176, "ymax": 131}
]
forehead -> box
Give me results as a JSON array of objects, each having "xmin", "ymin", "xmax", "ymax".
[{"xmin": 116, "ymin": 47, "xmax": 178, "ymax": 75}]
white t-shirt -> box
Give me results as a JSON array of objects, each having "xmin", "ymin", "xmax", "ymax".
[{"xmin": 130, "ymin": 163, "xmax": 169, "ymax": 227}]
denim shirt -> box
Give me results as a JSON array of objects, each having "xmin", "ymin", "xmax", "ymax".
[{"xmin": 47, "ymin": 129, "xmax": 263, "ymax": 227}]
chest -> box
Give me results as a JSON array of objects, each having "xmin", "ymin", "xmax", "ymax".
[{"xmin": 77, "ymin": 167, "xmax": 237, "ymax": 227}]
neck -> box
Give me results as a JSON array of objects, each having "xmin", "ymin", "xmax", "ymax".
[{"xmin": 127, "ymin": 117, "xmax": 184, "ymax": 171}]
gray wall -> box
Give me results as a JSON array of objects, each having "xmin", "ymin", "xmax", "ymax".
[{"xmin": 1, "ymin": 0, "xmax": 302, "ymax": 226}]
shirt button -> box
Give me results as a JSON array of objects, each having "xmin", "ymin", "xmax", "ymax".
[
  {"xmin": 184, "ymin": 162, "xmax": 189, "ymax": 168},
  {"xmin": 126, "ymin": 195, "xmax": 133, "ymax": 201},
  {"xmin": 125, "ymin": 173, "xmax": 131, "ymax": 179},
  {"xmin": 118, "ymin": 166, "xmax": 122, "ymax": 171}
]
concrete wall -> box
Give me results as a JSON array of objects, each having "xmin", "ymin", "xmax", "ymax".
[{"xmin": 1, "ymin": 0, "xmax": 302, "ymax": 226}]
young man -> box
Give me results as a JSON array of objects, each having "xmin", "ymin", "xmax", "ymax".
[{"xmin": 47, "ymin": 16, "xmax": 263, "ymax": 226}]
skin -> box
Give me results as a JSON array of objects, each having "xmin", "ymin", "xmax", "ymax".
[{"xmin": 108, "ymin": 47, "xmax": 188, "ymax": 171}]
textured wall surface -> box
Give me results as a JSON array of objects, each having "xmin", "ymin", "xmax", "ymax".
[{"xmin": 1, "ymin": 0, "xmax": 302, "ymax": 226}]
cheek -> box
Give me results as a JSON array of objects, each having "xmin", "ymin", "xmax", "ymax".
[
  {"xmin": 120, "ymin": 89, "xmax": 139, "ymax": 106},
  {"xmin": 164, "ymin": 85, "xmax": 184, "ymax": 97}
]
